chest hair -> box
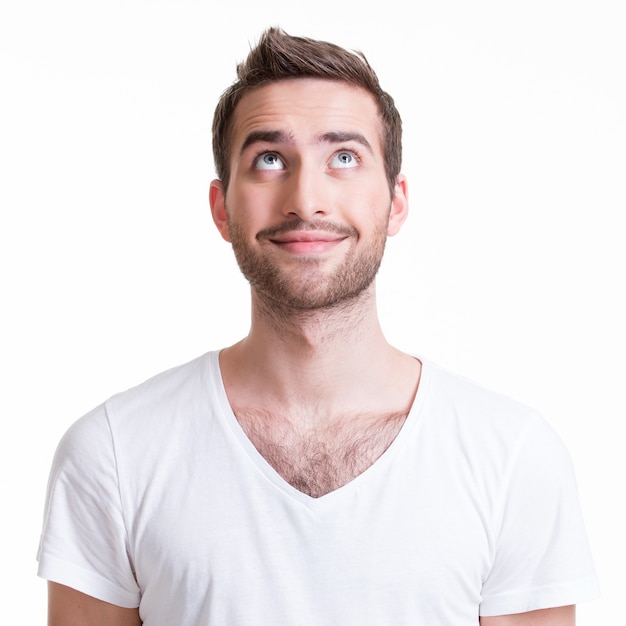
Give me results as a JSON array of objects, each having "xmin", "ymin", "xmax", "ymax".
[{"xmin": 232, "ymin": 408, "xmax": 408, "ymax": 498}]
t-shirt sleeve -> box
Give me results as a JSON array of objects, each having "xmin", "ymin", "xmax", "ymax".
[
  {"xmin": 479, "ymin": 413, "xmax": 599, "ymax": 616},
  {"xmin": 36, "ymin": 404, "xmax": 141, "ymax": 608}
]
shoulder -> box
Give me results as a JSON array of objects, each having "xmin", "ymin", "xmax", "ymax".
[
  {"xmin": 422, "ymin": 359, "xmax": 544, "ymax": 428},
  {"xmin": 418, "ymin": 359, "xmax": 570, "ymax": 471},
  {"xmin": 107, "ymin": 350, "xmax": 216, "ymax": 414},
  {"xmin": 99, "ymin": 350, "xmax": 220, "ymax": 432},
  {"xmin": 55, "ymin": 351, "xmax": 220, "ymax": 459}
]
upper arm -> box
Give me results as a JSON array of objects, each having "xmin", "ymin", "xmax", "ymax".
[
  {"xmin": 480, "ymin": 605, "xmax": 575, "ymax": 626},
  {"xmin": 48, "ymin": 582, "xmax": 142, "ymax": 626}
]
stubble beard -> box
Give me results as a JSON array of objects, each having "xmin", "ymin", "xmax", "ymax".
[{"xmin": 226, "ymin": 211, "xmax": 390, "ymax": 314}]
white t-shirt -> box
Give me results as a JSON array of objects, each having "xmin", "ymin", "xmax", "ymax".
[{"xmin": 37, "ymin": 351, "xmax": 599, "ymax": 624}]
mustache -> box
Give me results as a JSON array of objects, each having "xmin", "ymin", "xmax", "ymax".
[{"xmin": 256, "ymin": 219, "xmax": 358, "ymax": 241}]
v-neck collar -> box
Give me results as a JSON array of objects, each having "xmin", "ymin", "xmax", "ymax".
[{"xmin": 204, "ymin": 350, "xmax": 431, "ymax": 508}]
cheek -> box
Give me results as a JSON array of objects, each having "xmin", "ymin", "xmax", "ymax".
[
  {"xmin": 232, "ymin": 186, "xmax": 286, "ymax": 227},
  {"xmin": 224, "ymin": 196, "xmax": 264, "ymax": 238},
  {"xmin": 346, "ymin": 187, "xmax": 392, "ymax": 224}
]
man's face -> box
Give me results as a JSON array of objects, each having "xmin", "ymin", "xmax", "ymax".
[{"xmin": 210, "ymin": 78, "xmax": 408, "ymax": 311}]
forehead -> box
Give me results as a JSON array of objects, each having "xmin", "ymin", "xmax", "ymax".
[{"xmin": 230, "ymin": 78, "xmax": 383, "ymax": 152}]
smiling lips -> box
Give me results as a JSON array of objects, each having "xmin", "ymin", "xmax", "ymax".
[{"xmin": 269, "ymin": 231, "xmax": 348, "ymax": 254}]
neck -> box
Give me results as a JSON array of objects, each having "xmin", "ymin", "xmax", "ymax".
[
  {"xmin": 250, "ymin": 284, "xmax": 378, "ymax": 353},
  {"xmin": 219, "ymin": 284, "xmax": 420, "ymax": 424}
]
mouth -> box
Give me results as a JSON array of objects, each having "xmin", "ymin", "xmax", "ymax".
[{"xmin": 268, "ymin": 231, "xmax": 348, "ymax": 254}]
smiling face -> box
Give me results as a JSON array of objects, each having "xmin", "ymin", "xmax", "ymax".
[{"xmin": 210, "ymin": 78, "xmax": 408, "ymax": 311}]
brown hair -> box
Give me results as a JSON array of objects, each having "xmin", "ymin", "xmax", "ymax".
[{"xmin": 212, "ymin": 27, "xmax": 402, "ymax": 195}]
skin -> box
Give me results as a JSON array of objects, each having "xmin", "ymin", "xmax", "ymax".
[
  {"xmin": 481, "ymin": 606, "xmax": 575, "ymax": 625},
  {"xmin": 209, "ymin": 78, "xmax": 418, "ymax": 432},
  {"xmin": 48, "ymin": 78, "xmax": 576, "ymax": 625},
  {"xmin": 212, "ymin": 79, "xmax": 404, "ymax": 315},
  {"xmin": 48, "ymin": 582, "xmax": 141, "ymax": 625}
]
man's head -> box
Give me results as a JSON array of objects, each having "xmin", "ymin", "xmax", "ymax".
[{"xmin": 212, "ymin": 27, "xmax": 402, "ymax": 196}]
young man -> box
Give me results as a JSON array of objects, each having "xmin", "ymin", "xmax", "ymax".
[{"xmin": 38, "ymin": 27, "xmax": 599, "ymax": 625}]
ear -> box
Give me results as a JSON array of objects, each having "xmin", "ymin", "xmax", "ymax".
[
  {"xmin": 209, "ymin": 179, "xmax": 231, "ymax": 242},
  {"xmin": 387, "ymin": 174, "xmax": 409, "ymax": 236}
]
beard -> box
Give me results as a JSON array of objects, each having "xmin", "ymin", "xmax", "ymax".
[{"xmin": 226, "ymin": 212, "xmax": 390, "ymax": 311}]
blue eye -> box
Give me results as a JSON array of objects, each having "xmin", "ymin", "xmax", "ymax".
[
  {"xmin": 255, "ymin": 152, "xmax": 285, "ymax": 170},
  {"xmin": 330, "ymin": 151, "xmax": 358, "ymax": 169}
]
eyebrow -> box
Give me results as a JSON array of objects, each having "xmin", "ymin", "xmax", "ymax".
[
  {"xmin": 240, "ymin": 130, "xmax": 292, "ymax": 155},
  {"xmin": 239, "ymin": 129, "xmax": 373, "ymax": 156},
  {"xmin": 318, "ymin": 131, "xmax": 373, "ymax": 153}
]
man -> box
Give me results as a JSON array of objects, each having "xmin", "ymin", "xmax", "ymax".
[{"xmin": 38, "ymin": 27, "xmax": 599, "ymax": 625}]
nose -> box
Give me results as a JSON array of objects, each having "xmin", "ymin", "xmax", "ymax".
[{"xmin": 281, "ymin": 163, "xmax": 328, "ymax": 220}]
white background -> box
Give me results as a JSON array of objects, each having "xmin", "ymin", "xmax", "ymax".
[{"xmin": 1, "ymin": 0, "xmax": 624, "ymax": 622}]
